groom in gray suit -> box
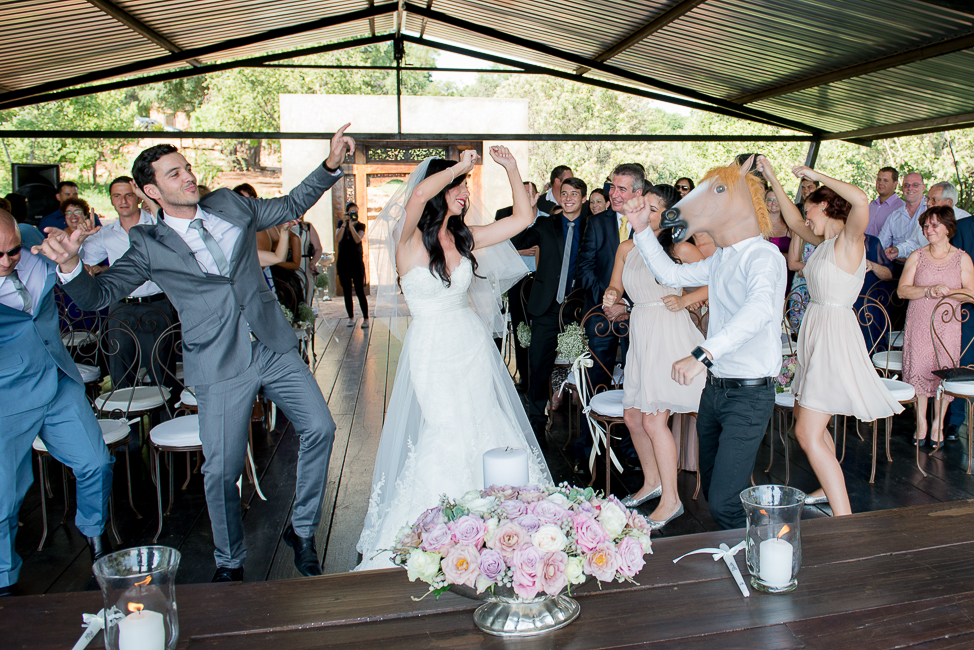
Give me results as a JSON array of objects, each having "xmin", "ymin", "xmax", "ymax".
[{"xmin": 34, "ymin": 125, "xmax": 355, "ymax": 582}]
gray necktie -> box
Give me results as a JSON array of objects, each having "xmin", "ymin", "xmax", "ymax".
[
  {"xmin": 189, "ymin": 219, "xmax": 230, "ymax": 276},
  {"xmin": 556, "ymin": 221, "xmax": 575, "ymax": 304},
  {"xmin": 9, "ymin": 269, "xmax": 32, "ymax": 314}
]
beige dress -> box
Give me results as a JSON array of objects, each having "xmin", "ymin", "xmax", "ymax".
[{"xmin": 792, "ymin": 237, "xmax": 903, "ymax": 420}]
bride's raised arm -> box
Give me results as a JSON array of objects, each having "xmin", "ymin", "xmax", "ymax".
[
  {"xmin": 397, "ymin": 149, "xmax": 479, "ymax": 259},
  {"xmin": 469, "ymin": 146, "xmax": 533, "ymax": 250}
]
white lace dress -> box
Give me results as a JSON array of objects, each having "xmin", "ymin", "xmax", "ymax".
[{"xmin": 354, "ymin": 257, "xmax": 551, "ymax": 571}]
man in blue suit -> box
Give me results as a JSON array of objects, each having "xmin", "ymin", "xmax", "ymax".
[
  {"xmin": 945, "ymin": 202, "xmax": 974, "ymax": 440},
  {"xmin": 0, "ymin": 210, "xmax": 113, "ymax": 597}
]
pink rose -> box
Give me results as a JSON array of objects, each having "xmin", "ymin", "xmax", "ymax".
[
  {"xmin": 627, "ymin": 510, "xmax": 653, "ymax": 535},
  {"xmin": 441, "ymin": 544, "xmax": 481, "ymax": 589},
  {"xmin": 573, "ymin": 514, "xmax": 609, "ymax": 553},
  {"xmin": 421, "ymin": 523, "xmax": 453, "ymax": 553},
  {"xmin": 486, "ymin": 521, "xmax": 528, "ymax": 559},
  {"xmin": 584, "ymin": 542, "xmax": 620, "ymax": 582},
  {"xmin": 518, "ymin": 488, "xmax": 546, "ymax": 504},
  {"xmin": 450, "ymin": 515, "xmax": 487, "ymax": 548},
  {"xmin": 616, "ymin": 536, "xmax": 646, "ymax": 578},
  {"xmin": 417, "ymin": 506, "xmax": 446, "ymax": 532},
  {"xmin": 538, "ymin": 551, "xmax": 569, "ymax": 595},
  {"xmin": 575, "ymin": 500, "xmax": 596, "ymax": 516},
  {"xmin": 512, "ymin": 544, "xmax": 544, "ymax": 599},
  {"xmin": 499, "ymin": 499, "xmax": 527, "ymax": 519},
  {"xmin": 395, "ymin": 527, "xmax": 422, "ymax": 550},
  {"xmin": 484, "ymin": 485, "xmax": 518, "ymax": 500},
  {"xmin": 529, "ymin": 499, "xmax": 570, "ymax": 525},
  {"xmin": 516, "ymin": 514, "xmax": 542, "ymax": 534}
]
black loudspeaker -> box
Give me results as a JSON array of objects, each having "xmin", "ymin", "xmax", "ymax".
[{"xmin": 12, "ymin": 163, "xmax": 59, "ymax": 191}]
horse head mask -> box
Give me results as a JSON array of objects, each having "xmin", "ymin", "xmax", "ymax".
[{"xmin": 661, "ymin": 155, "xmax": 772, "ymax": 248}]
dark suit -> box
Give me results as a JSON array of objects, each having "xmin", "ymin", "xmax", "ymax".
[
  {"xmin": 496, "ymin": 206, "xmax": 529, "ymax": 386},
  {"xmin": 512, "ymin": 212, "xmax": 588, "ymax": 429},
  {"xmin": 62, "ymin": 164, "xmax": 341, "ymax": 569},
  {"xmin": 947, "ymin": 218, "xmax": 974, "ymax": 430},
  {"xmin": 577, "ymin": 208, "xmax": 629, "ymax": 391}
]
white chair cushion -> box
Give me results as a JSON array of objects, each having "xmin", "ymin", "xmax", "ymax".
[
  {"xmin": 943, "ymin": 380, "xmax": 974, "ymax": 397},
  {"xmin": 775, "ymin": 392, "xmax": 796, "ymax": 408},
  {"xmin": 563, "ymin": 373, "xmax": 577, "ymax": 387},
  {"xmin": 61, "ymin": 330, "xmax": 96, "ymax": 347},
  {"xmin": 150, "ymin": 415, "xmax": 202, "ymax": 448},
  {"xmin": 76, "ymin": 363, "xmax": 101, "ymax": 383},
  {"xmin": 32, "ymin": 419, "xmax": 130, "ymax": 452},
  {"xmin": 99, "ymin": 419, "xmax": 131, "ymax": 446},
  {"xmin": 96, "ymin": 386, "xmax": 170, "ymax": 413},
  {"xmin": 881, "ymin": 378, "xmax": 916, "ymax": 401},
  {"xmin": 554, "ymin": 355, "xmax": 570, "ymax": 366},
  {"xmin": 178, "ymin": 388, "xmax": 198, "ymax": 407},
  {"xmin": 888, "ymin": 330, "xmax": 904, "ymax": 348},
  {"xmin": 589, "ymin": 390, "xmax": 625, "ymax": 418},
  {"xmin": 872, "ymin": 351, "xmax": 902, "ymax": 372}
]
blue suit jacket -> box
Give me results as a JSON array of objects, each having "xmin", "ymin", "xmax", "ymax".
[
  {"xmin": 952, "ymin": 218, "xmax": 974, "ymax": 340},
  {"xmin": 577, "ymin": 208, "xmax": 621, "ymax": 310},
  {"xmin": 0, "ymin": 225, "xmax": 83, "ymax": 417}
]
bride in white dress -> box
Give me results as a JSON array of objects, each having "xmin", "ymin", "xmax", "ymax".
[{"xmin": 355, "ymin": 147, "xmax": 551, "ymax": 571}]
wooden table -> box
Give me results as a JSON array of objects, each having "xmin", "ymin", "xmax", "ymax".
[{"xmin": 6, "ymin": 500, "xmax": 974, "ymax": 649}]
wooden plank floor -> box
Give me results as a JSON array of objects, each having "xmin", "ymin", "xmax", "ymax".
[{"xmin": 14, "ymin": 298, "xmax": 974, "ymax": 594}]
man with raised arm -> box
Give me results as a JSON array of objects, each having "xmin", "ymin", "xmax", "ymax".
[{"xmin": 34, "ymin": 125, "xmax": 356, "ymax": 582}]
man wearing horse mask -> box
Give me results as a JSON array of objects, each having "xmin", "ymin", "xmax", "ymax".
[{"xmin": 622, "ymin": 155, "xmax": 786, "ymax": 530}]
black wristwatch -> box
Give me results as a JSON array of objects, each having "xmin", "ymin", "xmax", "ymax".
[
  {"xmin": 691, "ymin": 346, "xmax": 713, "ymax": 369},
  {"xmin": 323, "ymin": 160, "xmax": 340, "ymax": 173}
]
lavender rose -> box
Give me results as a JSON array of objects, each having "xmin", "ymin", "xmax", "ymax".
[
  {"xmin": 417, "ymin": 506, "xmax": 446, "ymax": 532},
  {"xmin": 484, "ymin": 485, "xmax": 518, "ymax": 500},
  {"xmin": 518, "ymin": 487, "xmax": 546, "ymax": 504},
  {"xmin": 421, "ymin": 522, "xmax": 453, "ymax": 553},
  {"xmin": 573, "ymin": 513, "xmax": 609, "ymax": 553},
  {"xmin": 538, "ymin": 551, "xmax": 569, "ymax": 595},
  {"xmin": 441, "ymin": 544, "xmax": 481, "ymax": 589},
  {"xmin": 516, "ymin": 514, "xmax": 542, "ymax": 535},
  {"xmin": 478, "ymin": 548, "xmax": 506, "ymax": 583},
  {"xmin": 616, "ymin": 536, "xmax": 646, "ymax": 578},
  {"xmin": 451, "ymin": 515, "xmax": 487, "ymax": 548},
  {"xmin": 499, "ymin": 499, "xmax": 527, "ymax": 519},
  {"xmin": 529, "ymin": 499, "xmax": 570, "ymax": 525}
]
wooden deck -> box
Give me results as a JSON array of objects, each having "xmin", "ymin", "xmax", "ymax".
[{"xmin": 13, "ymin": 304, "xmax": 974, "ymax": 594}]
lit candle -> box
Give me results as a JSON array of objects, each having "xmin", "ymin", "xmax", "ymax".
[
  {"xmin": 758, "ymin": 537, "xmax": 794, "ymax": 588},
  {"xmin": 483, "ymin": 447, "xmax": 528, "ymax": 488},
  {"xmin": 117, "ymin": 604, "xmax": 165, "ymax": 650}
]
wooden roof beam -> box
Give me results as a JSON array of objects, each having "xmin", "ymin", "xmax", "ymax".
[{"xmin": 84, "ymin": 0, "xmax": 202, "ymax": 66}]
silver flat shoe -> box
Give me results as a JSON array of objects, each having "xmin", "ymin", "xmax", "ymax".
[
  {"xmin": 621, "ymin": 484, "xmax": 662, "ymax": 508},
  {"xmin": 648, "ymin": 502, "xmax": 684, "ymax": 530},
  {"xmin": 804, "ymin": 494, "xmax": 829, "ymax": 505}
]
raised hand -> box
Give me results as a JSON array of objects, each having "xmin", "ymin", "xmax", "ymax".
[
  {"xmin": 32, "ymin": 225, "xmax": 96, "ymax": 271},
  {"xmin": 791, "ymin": 165, "xmax": 822, "ymax": 183},
  {"xmin": 459, "ymin": 148, "xmax": 480, "ymax": 169},
  {"xmin": 755, "ymin": 155, "xmax": 778, "ymax": 183},
  {"xmin": 621, "ymin": 196, "xmax": 652, "ymax": 234},
  {"xmin": 488, "ymin": 145, "xmax": 517, "ymax": 171},
  {"xmin": 325, "ymin": 123, "xmax": 356, "ymax": 169}
]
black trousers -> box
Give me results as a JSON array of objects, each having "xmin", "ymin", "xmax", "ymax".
[
  {"xmin": 508, "ymin": 277, "xmax": 530, "ymax": 385},
  {"xmin": 338, "ymin": 266, "xmax": 368, "ymax": 319},
  {"xmin": 527, "ymin": 300, "xmax": 561, "ymax": 427},
  {"xmin": 696, "ymin": 377, "xmax": 775, "ymax": 530},
  {"xmin": 108, "ymin": 297, "xmax": 178, "ymax": 392}
]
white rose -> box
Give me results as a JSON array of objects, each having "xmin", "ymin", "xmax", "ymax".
[
  {"xmin": 566, "ymin": 556, "xmax": 586, "ymax": 584},
  {"xmin": 406, "ymin": 549, "xmax": 441, "ymax": 584},
  {"xmin": 459, "ymin": 490, "xmax": 484, "ymax": 506},
  {"xmin": 632, "ymin": 531, "xmax": 653, "ymax": 554},
  {"xmin": 598, "ymin": 502, "xmax": 628, "ymax": 539},
  {"xmin": 465, "ymin": 496, "xmax": 498, "ymax": 515},
  {"xmin": 485, "ymin": 517, "xmax": 500, "ymax": 542},
  {"xmin": 546, "ymin": 493, "xmax": 570, "ymax": 508},
  {"xmin": 531, "ymin": 524, "xmax": 568, "ymax": 553}
]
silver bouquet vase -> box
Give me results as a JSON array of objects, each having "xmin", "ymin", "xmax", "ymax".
[{"xmin": 451, "ymin": 584, "xmax": 580, "ymax": 637}]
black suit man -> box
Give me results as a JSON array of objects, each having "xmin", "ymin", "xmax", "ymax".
[
  {"xmin": 512, "ymin": 178, "xmax": 588, "ymax": 445},
  {"xmin": 536, "ymin": 165, "xmax": 573, "ymax": 217},
  {"xmin": 34, "ymin": 126, "xmax": 356, "ymax": 582},
  {"xmin": 946, "ymin": 207, "xmax": 974, "ymax": 437}
]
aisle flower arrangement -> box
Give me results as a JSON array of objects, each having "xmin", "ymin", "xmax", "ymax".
[
  {"xmin": 556, "ymin": 324, "xmax": 587, "ymax": 362},
  {"xmin": 775, "ymin": 354, "xmax": 797, "ymax": 393},
  {"xmin": 517, "ymin": 322, "xmax": 532, "ymax": 348},
  {"xmin": 391, "ymin": 484, "xmax": 654, "ymax": 598}
]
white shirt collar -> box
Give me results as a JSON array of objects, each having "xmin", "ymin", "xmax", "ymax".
[{"xmin": 162, "ymin": 205, "xmax": 208, "ymax": 235}]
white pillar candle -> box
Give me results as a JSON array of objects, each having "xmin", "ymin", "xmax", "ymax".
[
  {"xmin": 483, "ymin": 447, "xmax": 528, "ymax": 488},
  {"xmin": 758, "ymin": 537, "xmax": 794, "ymax": 588},
  {"xmin": 118, "ymin": 608, "xmax": 165, "ymax": 650}
]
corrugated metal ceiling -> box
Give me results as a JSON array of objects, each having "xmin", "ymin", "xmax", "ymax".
[{"xmin": 1, "ymin": 0, "xmax": 973, "ymax": 140}]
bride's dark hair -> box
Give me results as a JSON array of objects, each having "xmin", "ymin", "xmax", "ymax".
[{"xmin": 419, "ymin": 158, "xmax": 479, "ymax": 286}]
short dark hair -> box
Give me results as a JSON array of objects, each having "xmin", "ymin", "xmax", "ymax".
[
  {"xmin": 590, "ymin": 188, "xmax": 609, "ymax": 202},
  {"xmin": 919, "ymin": 205, "xmax": 957, "ymax": 239},
  {"xmin": 805, "ymin": 186, "xmax": 851, "ymax": 223},
  {"xmin": 233, "ymin": 183, "xmax": 258, "ymax": 198},
  {"xmin": 132, "ymin": 144, "xmax": 179, "ymax": 191},
  {"xmin": 550, "ymin": 165, "xmax": 572, "ymax": 184},
  {"xmin": 560, "ymin": 177, "xmax": 587, "ymax": 197},
  {"xmin": 611, "ymin": 163, "xmax": 646, "ymax": 195},
  {"xmin": 109, "ymin": 175, "xmax": 134, "ymax": 192},
  {"xmin": 57, "ymin": 180, "xmax": 78, "ymax": 193},
  {"xmin": 345, "ymin": 201, "xmax": 358, "ymax": 212},
  {"xmin": 878, "ymin": 166, "xmax": 899, "ymax": 183}
]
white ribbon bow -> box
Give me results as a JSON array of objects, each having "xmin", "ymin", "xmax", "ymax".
[
  {"xmin": 562, "ymin": 350, "xmax": 624, "ymax": 475},
  {"xmin": 673, "ymin": 540, "xmax": 750, "ymax": 598},
  {"xmin": 72, "ymin": 609, "xmax": 111, "ymax": 650}
]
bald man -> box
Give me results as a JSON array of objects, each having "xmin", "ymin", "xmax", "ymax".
[{"xmin": 0, "ymin": 210, "xmax": 113, "ymax": 597}]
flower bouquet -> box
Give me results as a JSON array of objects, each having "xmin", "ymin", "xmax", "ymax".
[
  {"xmin": 556, "ymin": 323, "xmax": 587, "ymax": 362},
  {"xmin": 391, "ymin": 484, "xmax": 653, "ymax": 636},
  {"xmin": 517, "ymin": 322, "xmax": 532, "ymax": 348},
  {"xmin": 775, "ymin": 354, "xmax": 797, "ymax": 394}
]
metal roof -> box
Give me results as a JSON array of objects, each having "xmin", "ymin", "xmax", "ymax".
[{"xmin": 1, "ymin": 0, "xmax": 973, "ymax": 142}]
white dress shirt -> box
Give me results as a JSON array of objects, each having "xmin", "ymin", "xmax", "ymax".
[
  {"xmin": 0, "ymin": 248, "xmax": 47, "ymax": 313},
  {"xmin": 877, "ymin": 199, "xmax": 926, "ymax": 249},
  {"xmin": 897, "ymin": 205, "xmax": 971, "ymax": 258},
  {"xmin": 634, "ymin": 229, "xmax": 786, "ymax": 379},
  {"xmin": 80, "ymin": 209, "xmax": 163, "ymax": 298}
]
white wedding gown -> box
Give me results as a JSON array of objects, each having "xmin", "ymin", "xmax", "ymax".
[{"xmin": 354, "ymin": 257, "xmax": 551, "ymax": 571}]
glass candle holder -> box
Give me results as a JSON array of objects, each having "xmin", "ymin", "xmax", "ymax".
[
  {"xmin": 93, "ymin": 546, "xmax": 181, "ymax": 650},
  {"xmin": 740, "ymin": 485, "xmax": 804, "ymax": 593}
]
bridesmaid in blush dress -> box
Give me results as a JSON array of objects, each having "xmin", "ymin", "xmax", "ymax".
[
  {"xmin": 760, "ymin": 157, "xmax": 902, "ymax": 517},
  {"xmin": 898, "ymin": 206, "xmax": 974, "ymax": 448}
]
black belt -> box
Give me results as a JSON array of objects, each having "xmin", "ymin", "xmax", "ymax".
[
  {"xmin": 121, "ymin": 293, "xmax": 167, "ymax": 304},
  {"xmin": 707, "ymin": 372, "xmax": 773, "ymax": 389}
]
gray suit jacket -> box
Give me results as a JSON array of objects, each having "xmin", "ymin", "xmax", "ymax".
[{"xmin": 63, "ymin": 164, "xmax": 341, "ymax": 387}]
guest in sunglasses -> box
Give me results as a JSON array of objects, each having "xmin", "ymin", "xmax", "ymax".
[{"xmin": 675, "ymin": 178, "xmax": 695, "ymax": 198}]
